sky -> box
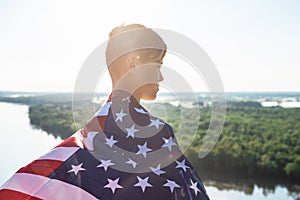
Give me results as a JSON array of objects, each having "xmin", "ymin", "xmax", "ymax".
[{"xmin": 0, "ymin": 0, "xmax": 299, "ymax": 92}]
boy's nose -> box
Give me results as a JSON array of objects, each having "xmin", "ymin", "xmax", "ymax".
[{"xmin": 159, "ymin": 71, "xmax": 164, "ymax": 82}]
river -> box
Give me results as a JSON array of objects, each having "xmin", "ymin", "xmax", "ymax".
[{"xmin": 0, "ymin": 102, "xmax": 299, "ymax": 200}]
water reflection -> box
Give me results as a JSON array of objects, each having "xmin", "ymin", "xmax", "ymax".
[
  {"xmin": 199, "ymin": 170, "xmax": 300, "ymax": 199},
  {"xmin": 0, "ymin": 102, "xmax": 62, "ymax": 185}
]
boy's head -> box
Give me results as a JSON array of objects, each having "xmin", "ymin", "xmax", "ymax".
[{"xmin": 106, "ymin": 24, "xmax": 167, "ymax": 101}]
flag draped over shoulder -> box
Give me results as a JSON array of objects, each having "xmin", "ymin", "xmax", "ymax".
[{"xmin": 0, "ymin": 91, "xmax": 210, "ymax": 200}]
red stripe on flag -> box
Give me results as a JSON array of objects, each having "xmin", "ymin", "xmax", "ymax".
[
  {"xmin": 0, "ymin": 189, "xmax": 42, "ymax": 200},
  {"xmin": 55, "ymin": 136, "xmax": 83, "ymax": 148},
  {"xmin": 84, "ymin": 116, "xmax": 105, "ymax": 133},
  {"xmin": 97, "ymin": 116, "xmax": 107, "ymax": 131},
  {"xmin": 16, "ymin": 159, "xmax": 62, "ymax": 177}
]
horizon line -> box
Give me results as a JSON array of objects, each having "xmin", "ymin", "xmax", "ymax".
[{"xmin": 1, "ymin": 90, "xmax": 300, "ymax": 94}]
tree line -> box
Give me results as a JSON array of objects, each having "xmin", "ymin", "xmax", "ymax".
[{"xmin": 28, "ymin": 102, "xmax": 300, "ymax": 182}]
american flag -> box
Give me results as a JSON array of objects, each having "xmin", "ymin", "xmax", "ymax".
[{"xmin": 0, "ymin": 91, "xmax": 210, "ymax": 200}]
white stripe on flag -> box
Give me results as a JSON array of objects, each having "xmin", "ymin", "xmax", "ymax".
[
  {"xmin": 38, "ymin": 147, "xmax": 79, "ymax": 161},
  {"xmin": 95, "ymin": 102, "xmax": 111, "ymax": 116},
  {"xmin": 1, "ymin": 173, "xmax": 97, "ymax": 200}
]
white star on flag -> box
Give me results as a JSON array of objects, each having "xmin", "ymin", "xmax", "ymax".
[
  {"xmin": 136, "ymin": 142, "xmax": 152, "ymax": 158},
  {"xmin": 126, "ymin": 158, "xmax": 138, "ymax": 168},
  {"xmin": 176, "ymin": 159, "xmax": 190, "ymax": 172},
  {"xmin": 134, "ymin": 176, "xmax": 153, "ymax": 192},
  {"xmin": 125, "ymin": 125, "xmax": 139, "ymax": 138},
  {"xmin": 115, "ymin": 109, "xmax": 127, "ymax": 122},
  {"xmin": 162, "ymin": 137, "xmax": 177, "ymax": 152},
  {"xmin": 97, "ymin": 159, "xmax": 115, "ymax": 171},
  {"xmin": 163, "ymin": 179, "xmax": 181, "ymax": 193},
  {"xmin": 189, "ymin": 179, "xmax": 200, "ymax": 196},
  {"xmin": 122, "ymin": 96, "xmax": 131, "ymax": 102},
  {"xmin": 148, "ymin": 119, "xmax": 164, "ymax": 129},
  {"xmin": 150, "ymin": 163, "xmax": 166, "ymax": 176},
  {"xmin": 104, "ymin": 178, "xmax": 123, "ymax": 194},
  {"xmin": 105, "ymin": 135, "xmax": 118, "ymax": 148},
  {"xmin": 134, "ymin": 107, "xmax": 148, "ymax": 114},
  {"xmin": 67, "ymin": 163, "xmax": 86, "ymax": 175}
]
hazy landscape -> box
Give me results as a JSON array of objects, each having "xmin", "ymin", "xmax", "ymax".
[{"xmin": 0, "ymin": 91, "xmax": 299, "ymax": 199}]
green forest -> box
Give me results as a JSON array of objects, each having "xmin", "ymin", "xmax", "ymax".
[
  {"xmin": 186, "ymin": 106, "xmax": 300, "ymax": 182},
  {"xmin": 27, "ymin": 100, "xmax": 300, "ymax": 183}
]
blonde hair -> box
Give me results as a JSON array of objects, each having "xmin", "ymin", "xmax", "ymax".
[
  {"xmin": 108, "ymin": 24, "xmax": 146, "ymax": 38},
  {"xmin": 106, "ymin": 24, "xmax": 166, "ymax": 66}
]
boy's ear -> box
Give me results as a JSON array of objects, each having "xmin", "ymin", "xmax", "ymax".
[{"xmin": 126, "ymin": 54, "xmax": 139, "ymax": 70}]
